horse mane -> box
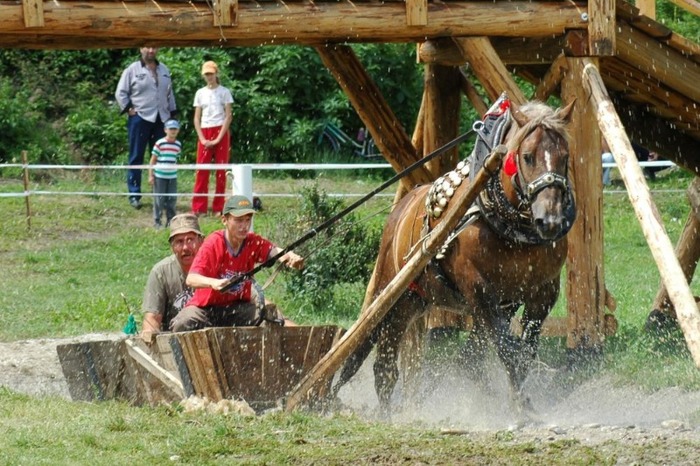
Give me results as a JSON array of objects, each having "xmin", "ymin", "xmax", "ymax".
[{"xmin": 517, "ymin": 101, "xmax": 570, "ymax": 140}]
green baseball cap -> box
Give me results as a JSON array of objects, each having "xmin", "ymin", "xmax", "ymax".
[{"xmin": 223, "ymin": 195, "xmax": 256, "ymax": 217}]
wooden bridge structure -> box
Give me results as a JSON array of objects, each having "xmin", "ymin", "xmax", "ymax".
[{"xmin": 10, "ymin": 0, "xmax": 700, "ymax": 405}]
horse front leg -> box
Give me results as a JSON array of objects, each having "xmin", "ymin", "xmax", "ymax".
[{"xmin": 518, "ymin": 279, "xmax": 561, "ymax": 381}]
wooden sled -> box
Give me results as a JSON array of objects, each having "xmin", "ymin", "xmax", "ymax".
[{"xmin": 57, "ymin": 325, "xmax": 344, "ymax": 411}]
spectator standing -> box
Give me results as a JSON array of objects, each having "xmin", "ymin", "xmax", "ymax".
[
  {"xmin": 115, "ymin": 47, "xmax": 177, "ymax": 210},
  {"xmin": 149, "ymin": 119, "xmax": 182, "ymax": 228},
  {"xmin": 141, "ymin": 214, "xmax": 204, "ymax": 339},
  {"xmin": 192, "ymin": 60, "xmax": 234, "ymax": 217},
  {"xmin": 170, "ymin": 195, "xmax": 303, "ymax": 331}
]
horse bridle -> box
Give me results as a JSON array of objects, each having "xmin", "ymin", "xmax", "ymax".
[{"xmin": 507, "ymin": 120, "xmax": 571, "ymax": 207}]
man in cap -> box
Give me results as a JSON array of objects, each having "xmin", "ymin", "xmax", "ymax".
[
  {"xmin": 170, "ymin": 195, "xmax": 303, "ymax": 331},
  {"xmin": 141, "ymin": 213, "xmax": 204, "ymax": 339}
]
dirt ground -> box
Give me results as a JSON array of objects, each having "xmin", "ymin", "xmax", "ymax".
[{"xmin": 3, "ymin": 333, "xmax": 700, "ymax": 464}]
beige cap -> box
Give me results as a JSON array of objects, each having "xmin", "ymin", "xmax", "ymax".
[
  {"xmin": 169, "ymin": 214, "xmax": 203, "ymax": 240},
  {"xmin": 201, "ymin": 61, "xmax": 218, "ymax": 75}
]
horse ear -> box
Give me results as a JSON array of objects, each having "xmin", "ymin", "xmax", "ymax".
[
  {"xmin": 557, "ymin": 100, "xmax": 576, "ymax": 123},
  {"xmin": 510, "ymin": 102, "xmax": 530, "ymax": 127}
]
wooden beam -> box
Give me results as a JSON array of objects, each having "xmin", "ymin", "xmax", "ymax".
[
  {"xmin": 452, "ymin": 36, "xmax": 526, "ymax": 105},
  {"xmin": 21, "ymin": 0, "xmax": 44, "ymax": 28},
  {"xmin": 405, "ymin": 0, "xmax": 428, "ymax": 26},
  {"xmin": 458, "ymin": 69, "xmax": 488, "ymax": 116},
  {"xmin": 582, "ymin": 59, "xmax": 700, "ymax": 368},
  {"xmin": 600, "ymin": 58, "xmax": 700, "ymax": 137},
  {"xmin": 561, "ymin": 57, "xmax": 607, "ymax": 351},
  {"xmin": 617, "ymin": 23, "xmax": 700, "ymax": 104},
  {"xmin": 588, "ymin": 0, "xmax": 616, "ymax": 56},
  {"xmin": 315, "ymin": 44, "xmax": 432, "ymax": 189},
  {"xmin": 0, "ymin": 1, "xmax": 587, "ymax": 48},
  {"xmin": 213, "ymin": 0, "xmax": 238, "ymax": 27},
  {"xmin": 636, "ymin": 0, "xmax": 656, "ymax": 18}
]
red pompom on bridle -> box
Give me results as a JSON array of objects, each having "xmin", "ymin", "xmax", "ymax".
[{"xmin": 503, "ymin": 151, "xmax": 518, "ymax": 176}]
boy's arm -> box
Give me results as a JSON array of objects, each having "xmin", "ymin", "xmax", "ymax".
[{"xmin": 148, "ymin": 154, "xmax": 157, "ymax": 184}]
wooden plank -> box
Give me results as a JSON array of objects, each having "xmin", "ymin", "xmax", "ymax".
[
  {"xmin": 286, "ymin": 145, "xmax": 505, "ymax": 412},
  {"xmin": 21, "ymin": 0, "xmax": 44, "ymax": 28},
  {"xmin": 56, "ymin": 340, "xmax": 136, "ymax": 403},
  {"xmin": 168, "ymin": 337, "xmax": 195, "ymax": 397},
  {"xmin": 176, "ymin": 332, "xmax": 209, "ymax": 398},
  {"xmin": 125, "ymin": 339, "xmax": 185, "ymax": 399},
  {"xmin": 213, "ymin": 0, "xmax": 238, "ymax": 27},
  {"xmin": 405, "ymin": 0, "xmax": 427, "ymax": 26},
  {"xmin": 262, "ymin": 326, "xmax": 283, "ymax": 396},
  {"xmin": 561, "ymin": 57, "xmax": 607, "ymax": 351},
  {"xmin": 582, "ymin": 59, "xmax": 700, "ymax": 368}
]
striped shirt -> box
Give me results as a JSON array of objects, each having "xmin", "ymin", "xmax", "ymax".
[{"xmin": 151, "ymin": 137, "xmax": 182, "ymax": 179}]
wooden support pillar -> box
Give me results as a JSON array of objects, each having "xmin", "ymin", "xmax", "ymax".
[
  {"xmin": 561, "ymin": 57, "xmax": 607, "ymax": 354},
  {"xmin": 582, "ymin": 59, "xmax": 700, "ymax": 368},
  {"xmin": 421, "ymin": 64, "xmax": 468, "ymax": 331},
  {"xmin": 405, "ymin": 0, "xmax": 428, "ymax": 26},
  {"xmin": 532, "ymin": 54, "xmax": 568, "ymax": 102},
  {"xmin": 651, "ymin": 178, "xmax": 700, "ymax": 319}
]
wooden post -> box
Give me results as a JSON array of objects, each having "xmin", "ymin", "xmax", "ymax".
[
  {"xmin": 285, "ymin": 146, "xmax": 506, "ymax": 412},
  {"xmin": 213, "ymin": 0, "xmax": 238, "ymax": 27},
  {"xmin": 582, "ymin": 59, "xmax": 700, "ymax": 368},
  {"xmin": 21, "ymin": 150, "xmax": 31, "ymax": 232},
  {"xmin": 588, "ymin": 0, "xmax": 616, "ymax": 56},
  {"xmin": 561, "ymin": 58, "xmax": 607, "ymax": 353},
  {"xmin": 651, "ymin": 178, "xmax": 700, "ymax": 318},
  {"xmin": 405, "ymin": 0, "xmax": 428, "ymax": 26}
]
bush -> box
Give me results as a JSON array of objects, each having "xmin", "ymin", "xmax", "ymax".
[
  {"xmin": 284, "ymin": 183, "xmax": 381, "ymax": 318},
  {"xmin": 63, "ymin": 83, "xmax": 127, "ymax": 165}
]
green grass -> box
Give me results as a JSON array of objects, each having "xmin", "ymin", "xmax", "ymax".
[{"xmin": 2, "ymin": 167, "xmax": 700, "ymax": 463}]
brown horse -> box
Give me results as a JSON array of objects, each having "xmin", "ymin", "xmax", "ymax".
[{"xmin": 334, "ymin": 98, "xmax": 576, "ymax": 416}]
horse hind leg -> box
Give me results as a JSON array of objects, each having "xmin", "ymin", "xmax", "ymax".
[{"xmin": 373, "ymin": 296, "xmax": 423, "ymax": 418}]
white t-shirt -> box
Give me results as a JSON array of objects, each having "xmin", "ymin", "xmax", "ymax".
[{"xmin": 193, "ymin": 85, "xmax": 234, "ymax": 128}]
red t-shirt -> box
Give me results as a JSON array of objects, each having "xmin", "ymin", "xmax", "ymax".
[{"xmin": 187, "ymin": 230, "xmax": 274, "ymax": 307}]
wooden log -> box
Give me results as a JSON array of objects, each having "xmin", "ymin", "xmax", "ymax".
[
  {"xmin": 532, "ymin": 53, "xmax": 568, "ymax": 102},
  {"xmin": 0, "ymin": 1, "xmax": 586, "ymax": 48},
  {"xmin": 285, "ymin": 144, "xmax": 506, "ymax": 412},
  {"xmin": 582, "ymin": 59, "xmax": 700, "ymax": 368},
  {"xmin": 666, "ymin": 0, "xmax": 700, "ymax": 16},
  {"xmin": 561, "ymin": 57, "xmax": 607, "ymax": 350},
  {"xmin": 636, "ymin": 0, "xmax": 656, "ymax": 18},
  {"xmin": 452, "ymin": 37, "xmax": 526, "ymax": 105},
  {"xmin": 616, "ymin": 23, "xmax": 700, "ymax": 104},
  {"xmin": 316, "ymin": 44, "xmax": 431, "ymax": 190},
  {"xmin": 651, "ymin": 178, "xmax": 700, "ymax": 318},
  {"xmin": 421, "ymin": 63, "xmax": 467, "ymax": 330}
]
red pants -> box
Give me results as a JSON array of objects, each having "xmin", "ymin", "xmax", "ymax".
[{"xmin": 192, "ymin": 126, "xmax": 230, "ymax": 214}]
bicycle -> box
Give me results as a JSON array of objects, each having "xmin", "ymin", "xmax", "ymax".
[{"xmin": 318, "ymin": 122, "xmax": 381, "ymax": 158}]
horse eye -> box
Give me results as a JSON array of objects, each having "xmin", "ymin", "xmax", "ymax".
[{"xmin": 522, "ymin": 152, "xmax": 534, "ymax": 165}]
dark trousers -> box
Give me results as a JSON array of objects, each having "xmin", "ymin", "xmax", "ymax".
[{"xmin": 127, "ymin": 114, "xmax": 164, "ymax": 201}]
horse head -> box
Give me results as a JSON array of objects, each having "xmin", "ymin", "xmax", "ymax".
[{"xmin": 504, "ymin": 101, "xmax": 575, "ymax": 241}]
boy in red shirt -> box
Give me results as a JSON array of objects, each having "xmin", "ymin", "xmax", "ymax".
[{"xmin": 170, "ymin": 195, "xmax": 304, "ymax": 331}]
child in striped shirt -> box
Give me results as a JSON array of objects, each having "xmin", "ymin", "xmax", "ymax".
[{"xmin": 149, "ymin": 119, "xmax": 182, "ymax": 228}]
